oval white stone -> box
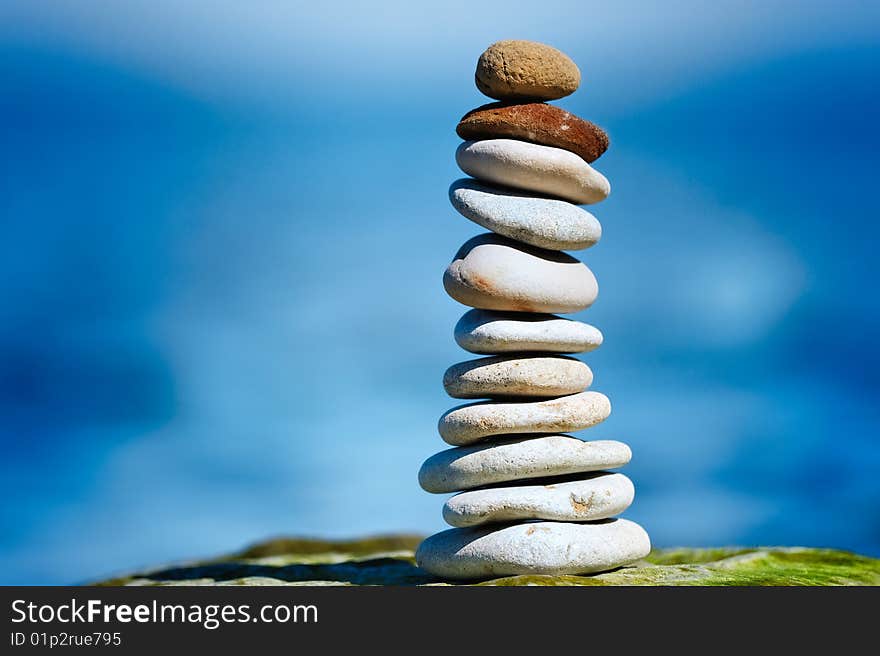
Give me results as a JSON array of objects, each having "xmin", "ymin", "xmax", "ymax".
[
  {"xmin": 448, "ymin": 178, "xmax": 602, "ymax": 251},
  {"xmin": 443, "ymin": 234, "xmax": 598, "ymax": 314},
  {"xmin": 416, "ymin": 519, "xmax": 651, "ymax": 579},
  {"xmin": 455, "ymin": 309, "xmax": 603, "ymax": 354},
  {"xmin": 438, "ymin": 391, "xmax": 611, "ymax": 446},
  {"xmin": 456, "ymin": 139, "xmax": 610, "ymax": 205},
  {"xmin": 443, "ymin": 355, "xmax": 592, "ymax": 399},
  {"xmin": 418, "ymin": 435, "xmax": 630, "ymax": 493},
  {"xmin": 443, "ymin": 473, "xmax": 635, "ymax": 527}
]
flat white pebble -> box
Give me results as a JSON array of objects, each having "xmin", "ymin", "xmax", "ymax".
[
  {"xmin": 443, "ymin": 233, "xmax": 597, "ymax": 314},
  {"xmin": 418, "ymin": 435, "xmax": 631, "ymax": 493},
  {"xmin": 448, "ymin": 178, "xmax": 601, "ymax": 251},
  {"xmin": 443, "ymin": 355, "xmax": 592, "ymax": 399},
  {"xmin": 455, "ymin": 309, "xmax": 603, "ymax": 354},
  {"xmin": 456, "ymin": 139, "xmax": 610, "ymax": 205},
  {"xmin": 416, "ymin": 518, "xmax": 651, "ymax": 579},
  {"xmin": 443, "ymin": 472, "xmax": 635, "ymax": 527},
  {"xmin": 438, "ymin": 390, "xmax": 611, "ymax": 446}
]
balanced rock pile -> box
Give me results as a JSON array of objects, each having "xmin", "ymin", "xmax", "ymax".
[{"xmin": 416, "ymin": 40, "xmax": 651, "ymax": 580}]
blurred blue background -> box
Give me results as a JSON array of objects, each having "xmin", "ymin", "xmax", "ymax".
[{"xmin": 1, "ymin": 1, "xmax": 879, "ymax": 584}]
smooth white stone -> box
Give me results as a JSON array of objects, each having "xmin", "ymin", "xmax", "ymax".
[
  {"xmin": 455, "ymin": 309, "xmax": 603, "ymax": 354},
  {"xmin": 443, "ymin": 473, "xmax": 635, "ymax": 527},
  {"xmin": 438, "ymin": 391, "xmax": 611, "ymax": 446},
  {"xmin": 418, "ymin": 435, "xmax": 631, "ymax": 493},
  {"xmin": 456, "ymin": 139, "xmax": 610, "ymax": 205},
  {"xmin": 416, "ymin": 519, "xmax": 651, "ymax": 579},
  {"xmin": 443, "ymin": 355, "xmax": 592, "ymax": 399},
  {"xmin": 443, "ymin": 233, "xmax": 598, "ymax": 314},
  {"xmin": 448, "ymin": 178, "xmax": 601, "ymax": 251}
]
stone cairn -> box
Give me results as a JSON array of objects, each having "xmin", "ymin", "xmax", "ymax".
[{"xmin": 416, "ymin": 40, "xmax": 651, "ymax": 579}]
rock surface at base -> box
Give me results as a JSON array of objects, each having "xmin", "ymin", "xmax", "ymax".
[{"xmin": 94, "ymin": 535, "xmax": 880, "ymax": 586}]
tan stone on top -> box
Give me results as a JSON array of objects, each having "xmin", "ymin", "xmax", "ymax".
[{"xmin": 475, "ymin": 40, "xmax": 580, "ymax": 101}]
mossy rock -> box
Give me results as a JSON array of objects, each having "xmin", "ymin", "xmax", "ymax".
[{"xmin": 95, "ymin": 535, "xmax": 880, "ymax": 586}]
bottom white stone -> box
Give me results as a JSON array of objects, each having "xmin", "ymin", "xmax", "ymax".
[{"xmin": 416, "ymin": 519, "xmax": 650, "ymax": 580}]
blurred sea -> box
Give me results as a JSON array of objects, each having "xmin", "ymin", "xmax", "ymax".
[{"xmin": 1, "ymin": 1, "xmax": 879, "ymax": 583}]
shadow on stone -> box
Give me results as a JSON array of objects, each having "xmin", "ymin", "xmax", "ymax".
[{"xmin": 144, "ymin": 556, "xmax": 439, "ymax": 586}]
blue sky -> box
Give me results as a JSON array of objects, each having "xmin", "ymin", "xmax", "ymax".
[{"xmin": 1, "ymin": 1, "xmax": 879, "ymax": 583}]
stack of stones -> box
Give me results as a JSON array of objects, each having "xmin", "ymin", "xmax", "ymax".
[{"xmin": 416, "ymin": 40, "xmax": 650, "ymax": 580}]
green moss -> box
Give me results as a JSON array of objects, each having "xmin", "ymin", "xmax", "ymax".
[
  {"xmin": 230, "ymin": 534, "xmax": 423, "ymax": 559},
  {"xmin": 93, "ymin": 536, "xmax": 880, "ymax": 586},
  {"xmin": 479, "ymin": 549, "xmax": 880, "ymax": 586},
  {"xmin": 704, "ymin": 548, "xmax": 880, "ymax": 586},
  {"xmin": 644, "ymin": 546, "xmax": 757, "ymax": 565}
]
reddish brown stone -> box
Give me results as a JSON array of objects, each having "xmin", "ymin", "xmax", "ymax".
[{"xmin": 456, "ymin": 103, "xmax": 609, "ymax": 163}]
